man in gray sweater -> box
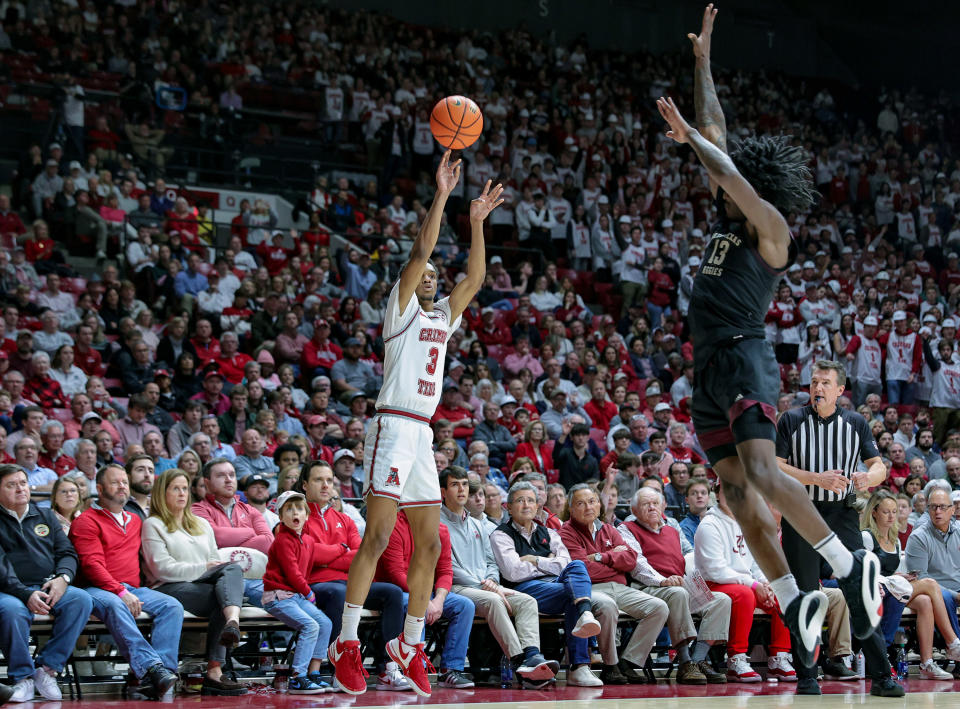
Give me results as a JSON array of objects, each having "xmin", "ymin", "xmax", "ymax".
[{"xmin": 439, "ymin": 466, "xmax": 559, "ymax": 687}]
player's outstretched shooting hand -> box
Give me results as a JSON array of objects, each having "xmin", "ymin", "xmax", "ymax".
[
  {"xmin": 656, "ymin": 97, "xmax": 693, "ymax": 144},
  {"xmin": 688, "ymin": 3, "xmax": 718, "ymax": 60},
  {"xmin": 436, "ymin": 149, "xmax": 462, "ymax": 195},
  {"xmin": 470, "ymin": 180, "xmax": 505, "ymax": 222}
]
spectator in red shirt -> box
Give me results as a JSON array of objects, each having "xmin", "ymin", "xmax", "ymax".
[
  {"xmin": 257, "ymin": 232, "xmax": 292, "ymax": 275},
  {"xmin": 375, "ymin": 510, "xmax": 476, "ymax": 687},
  {"xmin": 25, "ymin": 351, "xmax": 67, "ymax": 410},
  {"xmin": 301, "ymin": 320, "xmax": 342, "ymax": 377},
  {"xmin": 514, "ymin": 420, "xmax": 554, "ymax": 476},
  {"xmin": 23, "ymin": 220, "xmax": 62, "ymax": 268},
  {"xmin": 38, "ymin": 420, "xmax": 76, "ymax": 477},
  {"xmin": 190, "ymin": 319, "xmax": 221, "ymax": 366},
  {"xmin": 583, "ymin": 380, "xmax": 618, "ymax": 433},
  {"xmin": 476, "ymin": 308, "xmax": 511, "ymax": 346},
  {"xmin": 69, "ymin": 464, "xmax": 182, "ymax": 696},
  {"xmin": 432, "ymin": 385, "xmax": 475, "ymax": 440},
  {"xmin": 646, "ymin": 257, "xmax": 673, "ymax": 327},
  {"xmin": 886, "ymin": 443, "xmax": 911, "ymax": 491},
  {"xmin": 0, "ymin": 194, "xmax": 26, "ymax": 249},
  {"xmin": 667, "ymin": 422, "xmax": 704, "ymax": 466},
  {"xmin": 275, "ymin": 312, "xmax": 310, "ymax": 367},
  {"xmin": 73, "ymin": 324, "xmax": 106, "ymax": 377},
  {"xmin": 214, "ymin": 332, "xmax": 253, "ymax": 385}
]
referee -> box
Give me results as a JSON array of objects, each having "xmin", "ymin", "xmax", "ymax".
[{"xmin": 775, "ymin": 360, "xmax": 904, "ymax": 697}]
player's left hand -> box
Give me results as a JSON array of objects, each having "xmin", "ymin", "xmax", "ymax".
[
  {"xmin": 470, "ymin": 180, "xmax": 505, "ymax": 222},
  {"xmin": 851, "ymin": 471, "xmax": 872, "ymax": 492},
  {"xmin": 656, "ymin": 97, "xmax": 693, "ymax": 144}
]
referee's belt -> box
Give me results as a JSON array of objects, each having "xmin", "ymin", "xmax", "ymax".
[{"xmin": 811, "ymin": 491, "xmax": 857, "ymax": 509}]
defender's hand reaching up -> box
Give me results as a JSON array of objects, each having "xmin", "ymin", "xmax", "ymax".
[
  {"xmin": 470, "ymin": 180, "xmax": 505, "ymax": 222},
  {"xmin": 656, "ymin": 97, "xmax": 694, "ymax": 144},
  {"xmin": 688, "ymin": 4, "xmax": 719, "ymax": 60}
]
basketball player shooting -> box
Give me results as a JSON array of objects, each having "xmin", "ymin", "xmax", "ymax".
[
  {"xmin": 654, "ymin": 4, "xmax": 882, "ymax": 670},
  {"xmin": 329, "ymin": 150, "xmax": 503, "ymax": 696}
]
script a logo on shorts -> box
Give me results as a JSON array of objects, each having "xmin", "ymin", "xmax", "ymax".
[
  {"xmin": 385, "ymin": 467, "xmax": 401, "ymax": 487},
  {"xmin": 229, "ymin": 548, "xmax": 253, "ymax": 572},
  {"xmin": 34, "ymin": 523, "xmax": 50, "ymax": 538}
]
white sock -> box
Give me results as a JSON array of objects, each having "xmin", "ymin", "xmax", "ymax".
[
  {"xmin": 403, "ymin": 614, "xmax": 424, "ymax": 646},
  {"xmin": 769, "ymin": 573, "xmax": 800, "ymax": 610},
  {"xmin": 341, "ymin": 602, "xmax": 363, "ymax": 642},
  {"xmin": 814, "ymin": 533, "xmax": 853, "ymax": 578}
]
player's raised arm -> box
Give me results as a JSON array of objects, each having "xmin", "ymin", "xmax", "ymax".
[
  {"xmin": 656, "ymin": 96, "xmax": 788, "ymax": 258},
  {"xmin": 396, "ymin": 150, "xmax": 462, "ymax": 314},
  {"xmin": 448, "ymin": 180, "xmax": 504, "ymax": 321},
  {"xmin": 689, "ymin": 4, "xmax": 727, "ymax": 160}
]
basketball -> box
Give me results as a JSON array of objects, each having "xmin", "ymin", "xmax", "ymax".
[{"xmin": 430, "ymin": 95, "xmax": 483, "ymax": 150}]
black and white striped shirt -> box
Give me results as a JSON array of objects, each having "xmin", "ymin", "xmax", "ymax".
[{"xmin": 775, "ymin": 405, "xmax": 880, "ymax": 503}]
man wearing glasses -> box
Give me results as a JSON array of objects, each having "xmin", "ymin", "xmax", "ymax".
[{"xmin": 904, "ymin": 479, "xmax": 960, "ymax": 668}]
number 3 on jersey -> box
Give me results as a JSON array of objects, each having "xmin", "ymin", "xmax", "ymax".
[{"xmin": 426, "ymin": 347, "xmax": 439, "ymax": 375}]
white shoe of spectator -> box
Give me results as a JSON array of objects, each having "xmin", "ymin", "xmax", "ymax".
[
  {"xmin": 725, "ymin": 654, "xmax": 761, "ymax": 683},
  {"xmin": 567, "ymin": 665, "xmax": 603, "ymax": 687},
  {"xmin": 34, "ymin": 666, "xmax": 62, "ymax": 700},
  {"xmin": 919, "ymin": 660, "xmax": 953, "ymax": 680},
  {"xmin": 9, "ymin": 678, "xmax": 34, "ymax": 703},
  {"xmin": 947, "ymin": 639, "xmax": 960, "ymax": 662},
  {"xmin": 376, "ymin": 662, "xmax": 412, "ymax": 691},
  {"xmin": 572, "ymin": 610, "xmax": 600, "ymax": 638},
  {"xmin": 766, "ymin": 653, "xmax": 797, "ymax": 682}
]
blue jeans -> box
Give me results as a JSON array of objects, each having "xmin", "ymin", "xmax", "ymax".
[
  {"xmin": 879, "ymin": 593, "xmax": 906, "ymax": 646},
  {"xmin": 85, "ymin": 584, "xmax": 183, "ymax": 677},
  {"xmin": 513, "ymin": 560, "xmax": 593, "ymax": 665},
  {"xmin": 942, "ymin": 588, "xmax": 960, "ymax": 639},
  {"xmin": 400, "ymin": 591, "xmax": 475, "ymax": 671},
  {"xmin": 887, "ymin": 379, "xmax": 915, "ymax": 405},
  {"xmin": 647, "ymin": 303, "xmax": 671, "ymax": 328},
  {"xmin": 310, "ymin": 580, "xmax": 404, "ymax": 642},
  {"xmin": 264, "ymin": 594, "xmax": 332, "ymax": 677},
  {"xmin": 0, "ymin": 586, "xmax": 93, "ymax": 681},
  {"xmin": 244, "ymin": 578, "xmax": 264, "ymax": 607}
]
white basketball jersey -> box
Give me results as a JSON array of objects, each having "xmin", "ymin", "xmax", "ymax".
[{"xmin": 376, "ymin": 281, "xmax": 462, "ymax": 420}]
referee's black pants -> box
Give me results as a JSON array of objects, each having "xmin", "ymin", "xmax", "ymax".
[{"xmin": 781, "ymin": 498, "xmax": 894, "ymax": 681}]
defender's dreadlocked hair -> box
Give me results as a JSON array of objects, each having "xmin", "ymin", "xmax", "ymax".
[{"xmin": 729, "ymin": 135, "xmax": 818, "ymax": 216}]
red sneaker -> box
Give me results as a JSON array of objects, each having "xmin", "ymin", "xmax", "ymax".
[
  {"xmin": 386, "ymin": 635, "xmax": 435, "ymax": 697},
  {"xmin": 328, "ymin": 637, "xmax": 369, "ymax": 695}
]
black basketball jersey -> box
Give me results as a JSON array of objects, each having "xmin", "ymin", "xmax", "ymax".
[{"xmin": 688, "ymin": 208, "xmax": 794, "ymax": 368}]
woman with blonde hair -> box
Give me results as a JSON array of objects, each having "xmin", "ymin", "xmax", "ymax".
[
  {"xmin": 176, "ymin": 449, "xmax": 202, "ymax": 480},
  {"xmin": 141, "ymin": 469, "xmax": 247, "ymax": 695},
  {"xmin": 50, "ymin": 475, "xmax": 85, "ymax": 533},
  {"xmin": 861, "ymin": 490, "xmax": 960, "ymax": 678}
]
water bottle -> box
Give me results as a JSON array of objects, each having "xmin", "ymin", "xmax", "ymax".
[
  {"xmin": 895, "ymin": 644, "xmax": 908, "ymax": 680},
  {"xmin": 855, "ymin": 650, "xmax": 865, "ymax": 679},
  {"xmin": 259, "ymin": 640, "xmax": 274, "ymax": 672},
  {"xmin": 500, "ymin": 655, "xmax": 514, "ymax": 688}
]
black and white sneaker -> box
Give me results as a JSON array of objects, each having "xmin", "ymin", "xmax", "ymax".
[
  {"xmin": 516, "ymin": 653, "xmax": 559, "ymax": 682},
  {"xmin": 520, "ymin": 677, "xmax": 556, "ymax": 690},
  {"xmin": 837, "ymin": 549, "xmax": 882, "ymax": 640},
  {"xmin": 437, "ymin": 670, "xmax": 475, "ymax": 689},
  {"xmin": 822, "ymin": 658, "xmax": 858, "ymax": 681},
  {"xmin": 869, "ymin": 676, "xmax": 905, "ymax": 697},
  {"xmin": 782, "ymin": 590, "xmax": 828, "ymax": 668}
]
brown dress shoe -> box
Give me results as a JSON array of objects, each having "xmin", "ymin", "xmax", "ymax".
[
  {"xmin": 697, "ymin": 660, "xmax": 727, "ymax": 683},
  {"xmin": 676, "ymin": 661, "xmax": 707, "ymax": 685}
]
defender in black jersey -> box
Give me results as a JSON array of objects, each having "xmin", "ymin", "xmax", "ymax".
[{"xmin": 657, "ymin": 5, "xmax": 890, "ymax": 696}]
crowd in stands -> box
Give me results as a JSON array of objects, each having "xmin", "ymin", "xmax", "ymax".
[{"xmin": 2, "ymin": 0, "xmax": 960, "ymax": 700}]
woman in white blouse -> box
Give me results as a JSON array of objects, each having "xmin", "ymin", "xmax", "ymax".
[
  {"xmin": 49, "ymin": 344, "xmax": 88, "ymax": 398},
  {"xmin": 141, "ymin": 469, "xmax": 247, "ymax": 696}
]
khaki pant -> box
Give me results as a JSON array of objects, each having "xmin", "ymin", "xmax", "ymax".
[
  {"xmin": 591, "ymin": 582, "xmax": 669, "ymax": 666},
  {"xmin": 823, "ymin": 585, "xmax": 852, "ymax": 657},
  {"xmin": 639, "ymin": 585, "xmax": 731, "ymax": 645},
  {"xmin": 451, "ymin": 585, "xmax": 540, "ymax": 658}
]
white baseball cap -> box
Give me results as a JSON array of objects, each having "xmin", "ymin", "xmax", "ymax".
[
  {"xmin": 892, "ymin": 310, "xmax": 907, "ymax": 321},
  {"xmin": 863, "ymin": 316, "xmax": 879, "ymax": 326},
  {"xmin": 274, "ymin": 490, "xmax": 306, "ymax": 512}
]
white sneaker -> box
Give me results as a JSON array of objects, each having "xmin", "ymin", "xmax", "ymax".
[
  {"xmin": 726, "ymin": 654, "xmax": 761, "ymax": 683},
  {"xmin": 946, "ymin": 640, "xmax": 960, "ymax": 662},
  {"xmin": 9, "ymin": 678, "xmax": 34, "ymax": 703},
  {"xmin": 33, "ymin": 667, "xmax": 61, "ymax": 701},
  {"xmin": 766, "ymin": 653, "xmax": 797, "ymax": 682},
  {"xmin": 572, "ymin": 610, "xmax": 600, "ymax": 638},
  {"xmin": 376, "ymin": 662, "xmax": 412, "ymax": 691},
  {"xmin": 919, "ymin": 660, "xmax": 953, "ymax": 680},
  {"xmin": 567, "ymin": 664, "xmax": 603, "ymax": 687}
]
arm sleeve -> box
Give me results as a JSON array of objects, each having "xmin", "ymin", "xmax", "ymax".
[
  {"xmin": 923, "ymin": 339, "xmax": 940, "ymax": 372},
  {"xmin": 845, "ymin": 336, "xmax": 861, "ymax": 355},
  {"xmin": 694, "ymin": 520, "xmax": 751, "ymax": 586},
  {"xmin": 537, "ymin": 529, "xmax": 571, "ymax": 576},
  {"xmin": 775, "ymin": 411, "xmax": 796, "ymax": 459},
  {"xmin": 434, "ymin": 526, "xmax": 453, "ymax": 592},
  {"xmin": 0, "ymin": 547, "xmax": 34, "ymax": 604},
  {"xmin": 328, "ymin": 516, "xmax": 362, "ymax": 572},
  {"xmin": 191, "ymin": 502, "xmax": 257, "ymax": 549},
  {"xmin": 377, "ymin": 527, "xmax": 409, "ymax": 591},
  {"xmin": 490, "ymin": 529, "xmax": 540, "ymax": 583},
  {"xmin": 284, "ymin": 537, "xmax": 314, "ymax": 597},
  {"xmin": 903, "ymin": 531, "xmax": 930, "ymax": 577},
  {"xmin": 483, "ymin": 531, "xmax": 501, "ymax": 583},
  {"xmin": 607, "ymin": 529, "xmax": 639, "ymax": 571},
  {"xmin": 912, "ymin": 336, "xmax": 924, "ymax": 374}
]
